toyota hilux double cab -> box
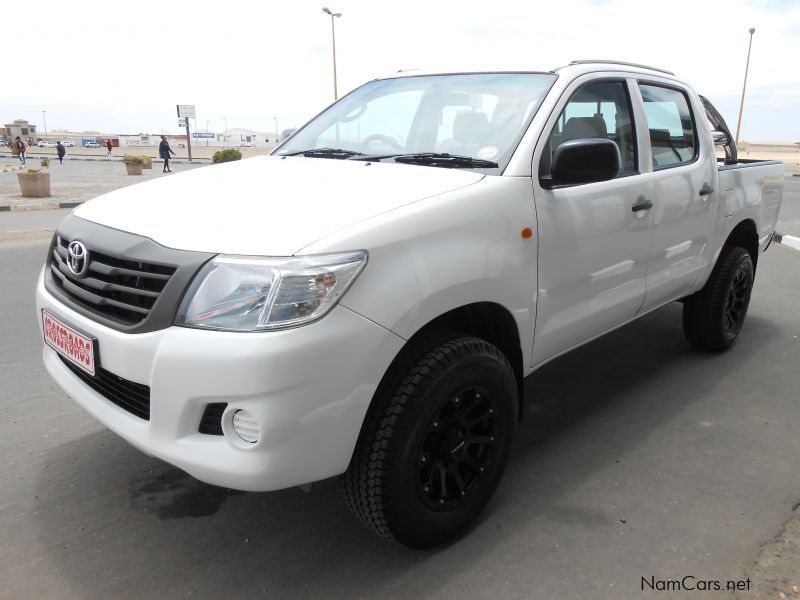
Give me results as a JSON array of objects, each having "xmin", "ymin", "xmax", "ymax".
[{"xmin": 37, "ymin": 61, "xmax": 783, "ymax": 548}]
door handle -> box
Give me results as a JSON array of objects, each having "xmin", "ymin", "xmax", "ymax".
[
  {"xmin": 699, "ymin": 183, "xmax": 714, "ymax": 196},
  {"xmin": 631, "ymin": 198, "xmax": 653, "ymax": 212}
]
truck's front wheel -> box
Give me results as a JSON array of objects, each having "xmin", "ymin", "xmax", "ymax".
[
  {"xmin": 682, "ymin": 245, "xmax": 754, "ymax": 351},
  {"xmin": 341, "ymin": 334, "xmax": 518, "ymax": 548}
]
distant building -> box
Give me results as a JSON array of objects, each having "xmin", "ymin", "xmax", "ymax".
[{"xmin": 4, "ymin": 119, "xmax": 37, "ymax": 142}]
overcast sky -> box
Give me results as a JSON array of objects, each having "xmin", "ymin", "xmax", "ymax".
[{"xmin": 3, "ymin": 0, "xmax": 799, "ymax": 141}]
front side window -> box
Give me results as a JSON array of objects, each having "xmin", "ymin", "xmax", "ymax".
[
  {"xmin": 540, "ymin": 80, "xmax": 637, "ymax": 178},
  {"xmin": 639, "ymin": 83, "xmax": 697, "ymax": 168},
  {"xmin": 278, "ymin": 73, "xmax": 556, "ymax": 170}
]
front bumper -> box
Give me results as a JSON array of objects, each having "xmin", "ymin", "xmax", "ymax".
[{"xmin": 36, "ymin": 269, "xmax": 405, "ymax": 491}]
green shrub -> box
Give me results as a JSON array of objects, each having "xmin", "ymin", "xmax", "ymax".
[
  {"xmin": 212, "ymin": 148, "xmax": 242, "ymax": 163},
  {"xmin": 27, "ymin": 168, "xmax": 40, "ymax": 174},
  {"xmin": 40, "ymin": 157, "xmax": 50, "ymax": 169},
  {"xmin": 122, "ymin": 154, "xmax": 144, "ymax": 165}
]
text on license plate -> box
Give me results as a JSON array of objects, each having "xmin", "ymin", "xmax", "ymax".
[{"xmin": 42, "ymin": 310, "xmax": 96, "ymax": 376}]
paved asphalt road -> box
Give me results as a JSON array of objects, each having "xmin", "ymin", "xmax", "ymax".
[
  {"xmin": 778, "ymin": 177, "xmax": 800, "ymax": 237},
  {"xmin": 1, "ymin": 234, "xmax": 798, "ymax": 599}
]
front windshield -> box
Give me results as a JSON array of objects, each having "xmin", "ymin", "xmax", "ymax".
[{"xmin": 277, "ymin": 73, "xmax": 556, "ymax": 169}]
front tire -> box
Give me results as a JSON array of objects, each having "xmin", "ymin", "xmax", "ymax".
[
  {"xmin": 682, "ymin": 246, "xmax": 754, "ymax": 351},
  {"xmin": 341, "ymin": 334, "xmax": 518, "ymax": 548}
]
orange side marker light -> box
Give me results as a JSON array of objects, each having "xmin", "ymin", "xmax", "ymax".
[{"xmin": 521, "ymin": 227, "xmax": 533, "ymax": 239}]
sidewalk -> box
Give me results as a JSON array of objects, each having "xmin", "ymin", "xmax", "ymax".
[{"xmin": 0, "ymin": 158, "xmax": 206, "ymax": 211}]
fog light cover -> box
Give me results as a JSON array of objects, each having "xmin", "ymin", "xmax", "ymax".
[{"xmin": 232, "ymin": 409, "xmax": 259, "ymax": 444}]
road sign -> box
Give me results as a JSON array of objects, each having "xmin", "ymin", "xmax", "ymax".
[
  {"xmin": 176, "ymin": 104, "xmax": 196, "ymax": 119},
  {"xmin": 178, "ymin": 121, "xmax": 188, "ymax": 128},
  {"xmin": 193, "ymin": 132, "xmax": 215, "ymax": 138}
]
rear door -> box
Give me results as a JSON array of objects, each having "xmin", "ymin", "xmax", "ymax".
[
  {"xmin": 635, "ymin": 82, "xmax": 717, "ymax": 310},
  {"xmin": 531, "ymin": 77, "xmax": 653, "ymax": 366}
]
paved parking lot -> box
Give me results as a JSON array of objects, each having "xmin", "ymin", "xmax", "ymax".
[
  {"xmin": 1, "ymin": 244, "xmax": 799, "ymax": 598},
  {"xmin": 0, "ymin": 167, "xmax": 799, "ymax": 599}
]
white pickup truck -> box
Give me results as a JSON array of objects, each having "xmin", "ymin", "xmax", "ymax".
[{"xmin": 36, "ymin": 61, "xmax": 783, "ymax": 548}]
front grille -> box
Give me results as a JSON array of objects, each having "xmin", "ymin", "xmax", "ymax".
[
  {"xmin": 199, "ymin": 403, "xmax": 227, "ymax": 435},
  {"xmin": 49, "ymin": 236, "xmax": 177, "ymax": 326},
  {"xmin": 59, "ymin": 356, "xmax": 151, "ymax": 420}
]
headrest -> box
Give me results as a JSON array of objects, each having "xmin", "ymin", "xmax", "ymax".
[
  {"xmin": 563, "ymin": 116, "xmax": 608, "ymax": 141},
  {"xmin": 453, "ymin": 112, "xmax": 491, "ymax": 145}
]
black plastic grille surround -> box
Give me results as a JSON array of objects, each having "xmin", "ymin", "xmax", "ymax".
[
  {"xmin": 44, "ymin": 214, "xmax": 216, "ymax": 334},
  {"xmin": 50, "ymin": 235, "xmax": 176, "ymax": 326},
  {"xmin": 59, "ymin": 356, "xmax": 151, "ymax": 420}
]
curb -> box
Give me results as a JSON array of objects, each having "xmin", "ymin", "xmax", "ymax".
[
  {"xmin": 1, "ymin": 164, "xmax": 24, "ymax": 173},
  {"xmin": 0, "ymin": 201, "xmax": 79, "ymax": 212},
  {"xmin": 0, "ymin": 228, "xmax": 55, "ymax": 243},
  {"xmin": 774, "ymin": 232, "xmax": 800, "ymax": 251}
]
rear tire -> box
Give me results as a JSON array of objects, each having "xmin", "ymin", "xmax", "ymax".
[
  {"xmin": 341, "ymin": 333, "xmax": 518, "ymax": 548},
  {"xmin": 682, "ymin": 246, "xmax": 754, "ymax": 351}
]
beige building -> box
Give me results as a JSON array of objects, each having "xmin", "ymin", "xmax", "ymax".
[{"xmin": 4, "ymin": 119, "xmax": 37, "ymax": 143}]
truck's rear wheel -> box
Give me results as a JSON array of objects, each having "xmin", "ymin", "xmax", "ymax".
[
  {"xmin": 682, "ymin": 246, "xmax": 754, "ymax": 351},
  {"xmin": 341, "ymin": 334, "xmax": 517, "ymax": 548}
]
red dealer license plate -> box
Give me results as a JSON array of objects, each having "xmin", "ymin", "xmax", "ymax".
[{"xmin": 42, "ymin": 310, "xmax": 97, "ymax": 376}]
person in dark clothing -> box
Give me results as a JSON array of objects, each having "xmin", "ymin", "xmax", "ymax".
[
  {"xmin": 14, "ymin": 137, "xmax": 25, "ymax": 164},
  {"xmin": 106, "ymin": 139, "xmax": 113, "ymax": 155},
  {"xmin": 159, "ymin": 136, "xmax": 176, "ymax": 172},
  {"xmin": 56, "ymin": 141, "xmax": 66, "ymax": 164}
]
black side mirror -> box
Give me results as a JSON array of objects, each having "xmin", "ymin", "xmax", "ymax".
[{"xmin": 546, "ymin": 138, "xmax": 621, "ymax": 188}]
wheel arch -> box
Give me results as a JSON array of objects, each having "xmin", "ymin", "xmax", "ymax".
[
  {"xmin": 724, "ymin": 218, "xmax": 759, "ymax": 270},
  {"xmin": 364, "ymin": 302, "xmax": 525, "ymax": 435}
]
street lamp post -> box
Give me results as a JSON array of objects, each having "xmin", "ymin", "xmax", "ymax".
[
  {"xmin": 735, "ymin": 27, "xmax": 756, "ymax": 146},
  {"xmin": 322, "ymin": 7, "xmax": 342, "ymax": 100},
  {"xmin": 223, "ymin": 116, "xmax": 228, "ymax": 146},
  {"xmin": 206, "ymin": 120, "xmax": 210, "ymax": 147},
  {"xmin": 42, "ymin": 110, "xmax": 47, "ymax": 142},
  {"xmin": 273, "ymin": 117, "xmax": 278, "ymax": 146}
]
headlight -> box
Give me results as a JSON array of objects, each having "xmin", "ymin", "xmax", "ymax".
[{"xmin": 176, "ymin": 251, "xmax": 367, "ymax": 331}]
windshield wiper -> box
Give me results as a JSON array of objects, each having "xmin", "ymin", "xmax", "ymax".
[
  {"xmin": 351, "ymin": 152, "xmax": 498, "ymax": 168},
  {"xmin": 281, "ymin": 148, "xmax": 364, "ymax": 159}
]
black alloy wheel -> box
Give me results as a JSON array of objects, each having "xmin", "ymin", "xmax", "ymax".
[{"xmin": 417, "ymin": 386, "xmax": 497, "ymax": 510}]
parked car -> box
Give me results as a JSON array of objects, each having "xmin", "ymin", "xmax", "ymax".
[
  {"xmin": 83, "ymin": 141, "xmax": 101, "ymax": 148},
  {"xmin": 36, "ymin": 61, "xmax": 784, "ymax": 549},
  {"xmin": 61, "ymin": 140, "xmax": 75, "ymax": 147},
  {"xmin": 235, "ymin": 141, "xmax": 255, "ymax": 147}
]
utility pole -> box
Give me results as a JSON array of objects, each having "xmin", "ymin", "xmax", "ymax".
[
  {"xmin": 42, "ymin": 110, "xmax": 47, "ymax": 141},
  {"xmin": 735, "ymin": 28, "xmax": 756, "ymax": 145}
]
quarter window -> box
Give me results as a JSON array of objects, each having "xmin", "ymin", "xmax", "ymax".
[
  {"xmin": 638, "ymin": 84, "xmax": 697, "ymax": 168},
  {"xmin": 540, "ymin": 80, "xmax": 637, "ymax": 179}
]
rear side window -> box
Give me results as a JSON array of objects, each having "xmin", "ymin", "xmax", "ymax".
[
  {"xmin": 540, "ymin": 80, "xmax": 637, "ymax": 178},
  {"xmin": 638, "ymin": 84, "xmax": 697, "ymax": 168}
]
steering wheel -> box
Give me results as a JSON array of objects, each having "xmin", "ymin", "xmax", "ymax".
[{"xmin": 363, "ymin": 134, "xmax": 403, "ymax": 153}]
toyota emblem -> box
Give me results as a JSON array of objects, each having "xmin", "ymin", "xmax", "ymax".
[{"xmin": 67, "ymin": 240, "xmax": 90, "ymax": 277}]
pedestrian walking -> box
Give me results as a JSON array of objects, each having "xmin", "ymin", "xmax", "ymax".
[
  {"xmin": 14, "ymin": 136, "xmax": 25, "ymax": 165},
  {"xmin": 159, "ymin": 136, "xmax": 176, "ymax": 173},
  {"xmin": 56, "ymin": 141, "xmax": 66, "ymax": 164},
  {"xmin": 106, "ymin": 139, "xmax": 113, "ymax": 156}
]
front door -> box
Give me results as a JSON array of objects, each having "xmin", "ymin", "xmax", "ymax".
[{"xmin": 531, "ymin": 78, "xmax": 653, "ymax": 366}]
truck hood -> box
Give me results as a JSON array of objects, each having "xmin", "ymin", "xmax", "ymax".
[{"xmin": 73, "ymin": 156, "xmax": 484, "ymax": 255}]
